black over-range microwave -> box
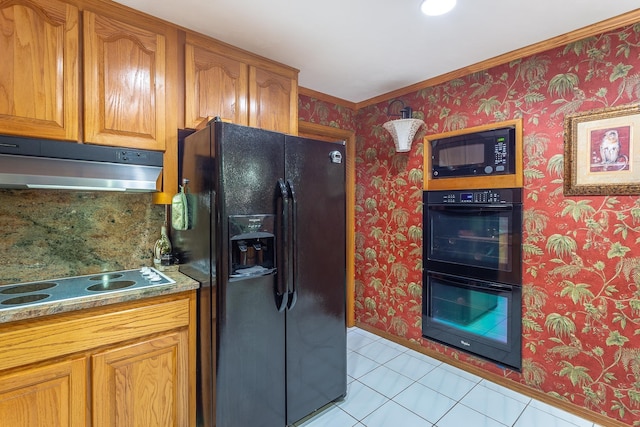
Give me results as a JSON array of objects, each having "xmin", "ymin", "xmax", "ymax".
[{"xmin": 430, "ymin": 126, "xmax": 516, "ymax": 179}]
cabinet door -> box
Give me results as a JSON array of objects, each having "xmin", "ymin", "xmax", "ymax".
[
  {"xmin": 83, "ymin": 11, "xmax": 170, "ymax": 151},
  {"xmin": 0, "ymin": 357, "xmax": 87, "ymax": 427},
  {"xmin": 92, "ymin": 330, "xmax": 189, "ymax": 427},
  {"xmin": 185, "ymin": 36, "xmax": 248, "ymax": 128},
  {"xmin": 0, "ymin": 0, "xmax": 79, "ymax": 140},
  {"xmin": 249, "ymin": 65, "xmax": 298, "ymax": 134}
]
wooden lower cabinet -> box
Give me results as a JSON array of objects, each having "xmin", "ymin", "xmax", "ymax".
[
  {"xmin": 0, "ymin": 292, "xmax": 196, "ymax": 427},
  {"xmin": 0, "ymin": 357, "xmax": 87, "ymax": 427},
  {"xmin": 92, "ymin": 330, "xmax": 189, "ymax": 427}
]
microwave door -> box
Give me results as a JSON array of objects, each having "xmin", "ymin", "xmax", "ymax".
[{"xmin": 438, "ymin": 143, "xmax": 485, "ymax": 169}]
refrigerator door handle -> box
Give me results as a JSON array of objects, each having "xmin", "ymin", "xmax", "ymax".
[
  {"xmin": 275, "ymin": 179, "xmax": 289, "ymax": 312},
  {"xmin": 286, "ymin": 179, "xmax": 298, "ymax": 310}
]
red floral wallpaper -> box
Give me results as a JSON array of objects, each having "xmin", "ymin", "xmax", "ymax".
[
  {"xmin": 299, "ymin": 22, "xmax": 640, "ymax": 426},
  {"xmin": 298, "ymin": 96, "xmax": 358, "ymax": 131}
]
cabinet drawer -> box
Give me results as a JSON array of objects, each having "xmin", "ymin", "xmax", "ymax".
[{"xmin": 0, "ymin": 295, "xmax": 191, "ymax": 371}]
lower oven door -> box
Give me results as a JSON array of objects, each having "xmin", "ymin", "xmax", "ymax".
[{"xmin": 423, "ymin": 271, "xmax": 522, "ymax": 371}]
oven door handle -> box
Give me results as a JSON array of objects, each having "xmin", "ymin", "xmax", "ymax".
[
  {"xmin": 432, "ymin": 273, "xmax": 514, "ymax": 292},
  {"xmin": 428, "ymin": 204, "xmax": 513, "ymax": 213}
]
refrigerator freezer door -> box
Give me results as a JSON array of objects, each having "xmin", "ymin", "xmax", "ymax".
[
  {"xmin": 216, "ymin": 274, "xmax": 286, "ymax": 427},
  {"xmin": 216, "ymin": 123, "xmax": 287, "ymax": 427},
  {"xmin": 175, "ymin": 126, "xmax": 215, "ymax": 427},
  {"xmin": 284, "ymin": 136, "xmax": 347, "ymax": 425}
]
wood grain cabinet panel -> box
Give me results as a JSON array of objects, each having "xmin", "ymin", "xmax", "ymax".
[
  {"xmin": 183, "ymin": 32, "xmax": 298, "ymax": 134},
  {"xmin": 249, "ymin": 65, "xmax": 298, "ymax": 134},
  {"xmin": 0, "ymin": 0, "xmax": 79, "ymax": 140},
  {"xmin": 0, "ymin": 0, "xmax": 299, "ymax": 199},
  {"xmin": 92, "ymin": 330, "xmax": 189, "ymax": 427},
  {"xmin": 185, "ymin": 35, "xmax": 248, "ymax": 128},
  {"xmin": 0, "ymin": 357, "xmax": 87, "ymax": 427},
  {"xmin": 0, "ymin": 292, "xmax": 196, "ymax": 427},
  {"xmin": 83, "ymin": 10, "xmax": 175, "ymax": 152}
]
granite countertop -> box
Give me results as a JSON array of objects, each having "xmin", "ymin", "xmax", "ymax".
[{"xmin": 0, "ymin": 266, "xmax": 199, "ymax": 324}]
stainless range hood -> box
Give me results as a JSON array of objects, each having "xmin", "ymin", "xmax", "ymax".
[{"xmin": 0, "ymin": 135, "xmax": 163, "ymax": 192}]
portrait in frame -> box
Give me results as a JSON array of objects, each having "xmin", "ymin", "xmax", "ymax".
[{"xmin": 564, "ymin": 103, "xmax": 640, "ymax": 196}]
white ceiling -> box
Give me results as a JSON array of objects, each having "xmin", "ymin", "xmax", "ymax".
[{"xmin": 114, "ymin": 0, "xmax": 639, "ymax": 103}]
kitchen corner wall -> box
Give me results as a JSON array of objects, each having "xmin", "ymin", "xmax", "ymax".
[
  {"xmin": 299, "ymin": 21, "xmax": 640, "ymax": 426},
  {"xmin": 0, "ymin": 190, "xmax": 164, "ymax": 285}
]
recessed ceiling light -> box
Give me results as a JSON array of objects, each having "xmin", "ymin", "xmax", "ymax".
[{"xmin": 421, "ymin": 0, "xmax": 457, "ymax": 16}]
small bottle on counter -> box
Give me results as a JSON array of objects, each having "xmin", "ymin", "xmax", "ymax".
[{"xmin": 153, "ymin": 225, "xmax": 172, "ymax": 271}]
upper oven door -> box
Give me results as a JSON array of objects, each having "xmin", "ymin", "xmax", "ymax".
[{"xmin": 424, "ymin": 189, "xmax": 522, "ymax": 285}]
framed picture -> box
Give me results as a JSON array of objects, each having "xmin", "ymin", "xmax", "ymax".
[{"xmin": 564, "ymin": 103, "xmax": 640, "ymax": 196}]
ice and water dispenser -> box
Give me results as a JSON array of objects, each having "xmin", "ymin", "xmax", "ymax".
[{"xmin": 229, "ymin": 215, "xmax": 276, "ymax": 278}]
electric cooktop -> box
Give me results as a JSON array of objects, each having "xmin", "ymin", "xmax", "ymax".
[{"xmin": 0, "ymin": 267, "xmax": 175, "ymax": 311}]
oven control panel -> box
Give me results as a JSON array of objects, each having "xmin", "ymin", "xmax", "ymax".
[
  {"xmin": 460, "ymin": 191, "xmax": 500, "ymax": 203},
  {"xmin": 427, "ymin": 188, "xmax": 522, "ymax": 204}
]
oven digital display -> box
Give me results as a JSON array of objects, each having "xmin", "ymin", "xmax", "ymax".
[{"xmin": 460, "ymin": 193, "xmax": 473, "ymax": 202}]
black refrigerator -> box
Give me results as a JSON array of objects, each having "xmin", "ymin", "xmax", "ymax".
[{"xmin": 175, "ymin": 120, "xmax": 347, "ymax": 427}]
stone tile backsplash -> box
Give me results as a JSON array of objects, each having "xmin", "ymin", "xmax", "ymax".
[{"xmin": 0, "ymin": 190, "xmax": 164, "ymax": 285}]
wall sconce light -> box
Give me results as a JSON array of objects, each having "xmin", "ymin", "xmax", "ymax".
[{"xmin": 382, "ymin": 100, "xmax": 425, "ymax": 153}]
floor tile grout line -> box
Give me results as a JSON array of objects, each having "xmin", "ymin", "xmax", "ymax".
[
  {"xmin": 355, "ymin": 374, "xmax": 442, "ymax": 426},
  {"xmin": 389, "ymin": 390, "xmax": 439, "ymax": 426},
  {"xmin": 519, "ymin": 400, "xmax": 591, "ymax": 427},
  {"xmin": 431, "ymin": 400, "xmax": 499, "ymax": 427},
  {"xmin": 346, "ymin": 327, "xmax": 598, "ymax": 427},
  {"xmin": 377, "ymin": 349, "xmax": 483, "ymax": 427},
  {"xmin": 355, "ymin": 338, "xmax": 514, "ymax": 426},
  {"xmin": 479, "ymin": 380, "xmax": 589, "ymax": 427},
  {"xmin": 341, "ymin": 379, "xmax": 391, "ymax": 422},
  {"xmin": 458, "ymin": 400, "xmax": 516, "ymax": 427},
  {"xmin": 353, "ymin": 340, "xmax": 409, "ymax": 360},
  {"xmin": 510, "ymin": 400, "xmax": 534, "ymax": 427}
]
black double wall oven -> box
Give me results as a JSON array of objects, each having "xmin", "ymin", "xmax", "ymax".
[{"xmin": 423, "ymin": 188, "xmax": 523, "ymax": 371}]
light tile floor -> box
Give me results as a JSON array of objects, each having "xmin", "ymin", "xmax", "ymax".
[{"xmin": 294, "ymin": 327, "xmax": 603, "ymax": 427}]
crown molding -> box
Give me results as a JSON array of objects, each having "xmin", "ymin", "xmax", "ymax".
[
  {"xmin": 299, "ymin": 87, "xmax": 357, "ymax": 110},
  {"xmin": 354, "ymin": 8, "xmax": 640, "ymax": 109}
]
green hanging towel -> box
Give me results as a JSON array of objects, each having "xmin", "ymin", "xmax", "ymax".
[{"xmin": 172, "ymin": 182, "xmax": 190, "ymax": 231}]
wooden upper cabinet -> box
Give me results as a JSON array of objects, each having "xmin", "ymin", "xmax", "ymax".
[
  {"xmin": 249, "ymin": 65, "xmax": 298, "ymax": 134},
  {"xmin": 185, "ymin": 34, "xmax": 248, "ymax": 128},
  {"xmin": 184, "ymin": 32, "xmax": 298, "ymax": 134},
  {"xmin": 0, "ymin": 0, "xmax": 79, "ymax": 140},
  {"xmin": 83, "ymin": 10, "xmax": 176, "ymax": 151}
]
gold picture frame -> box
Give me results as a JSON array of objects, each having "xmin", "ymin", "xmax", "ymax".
[{"xmin": 564, "ymin": 103, "xmax": 640, "ymax": 196}]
